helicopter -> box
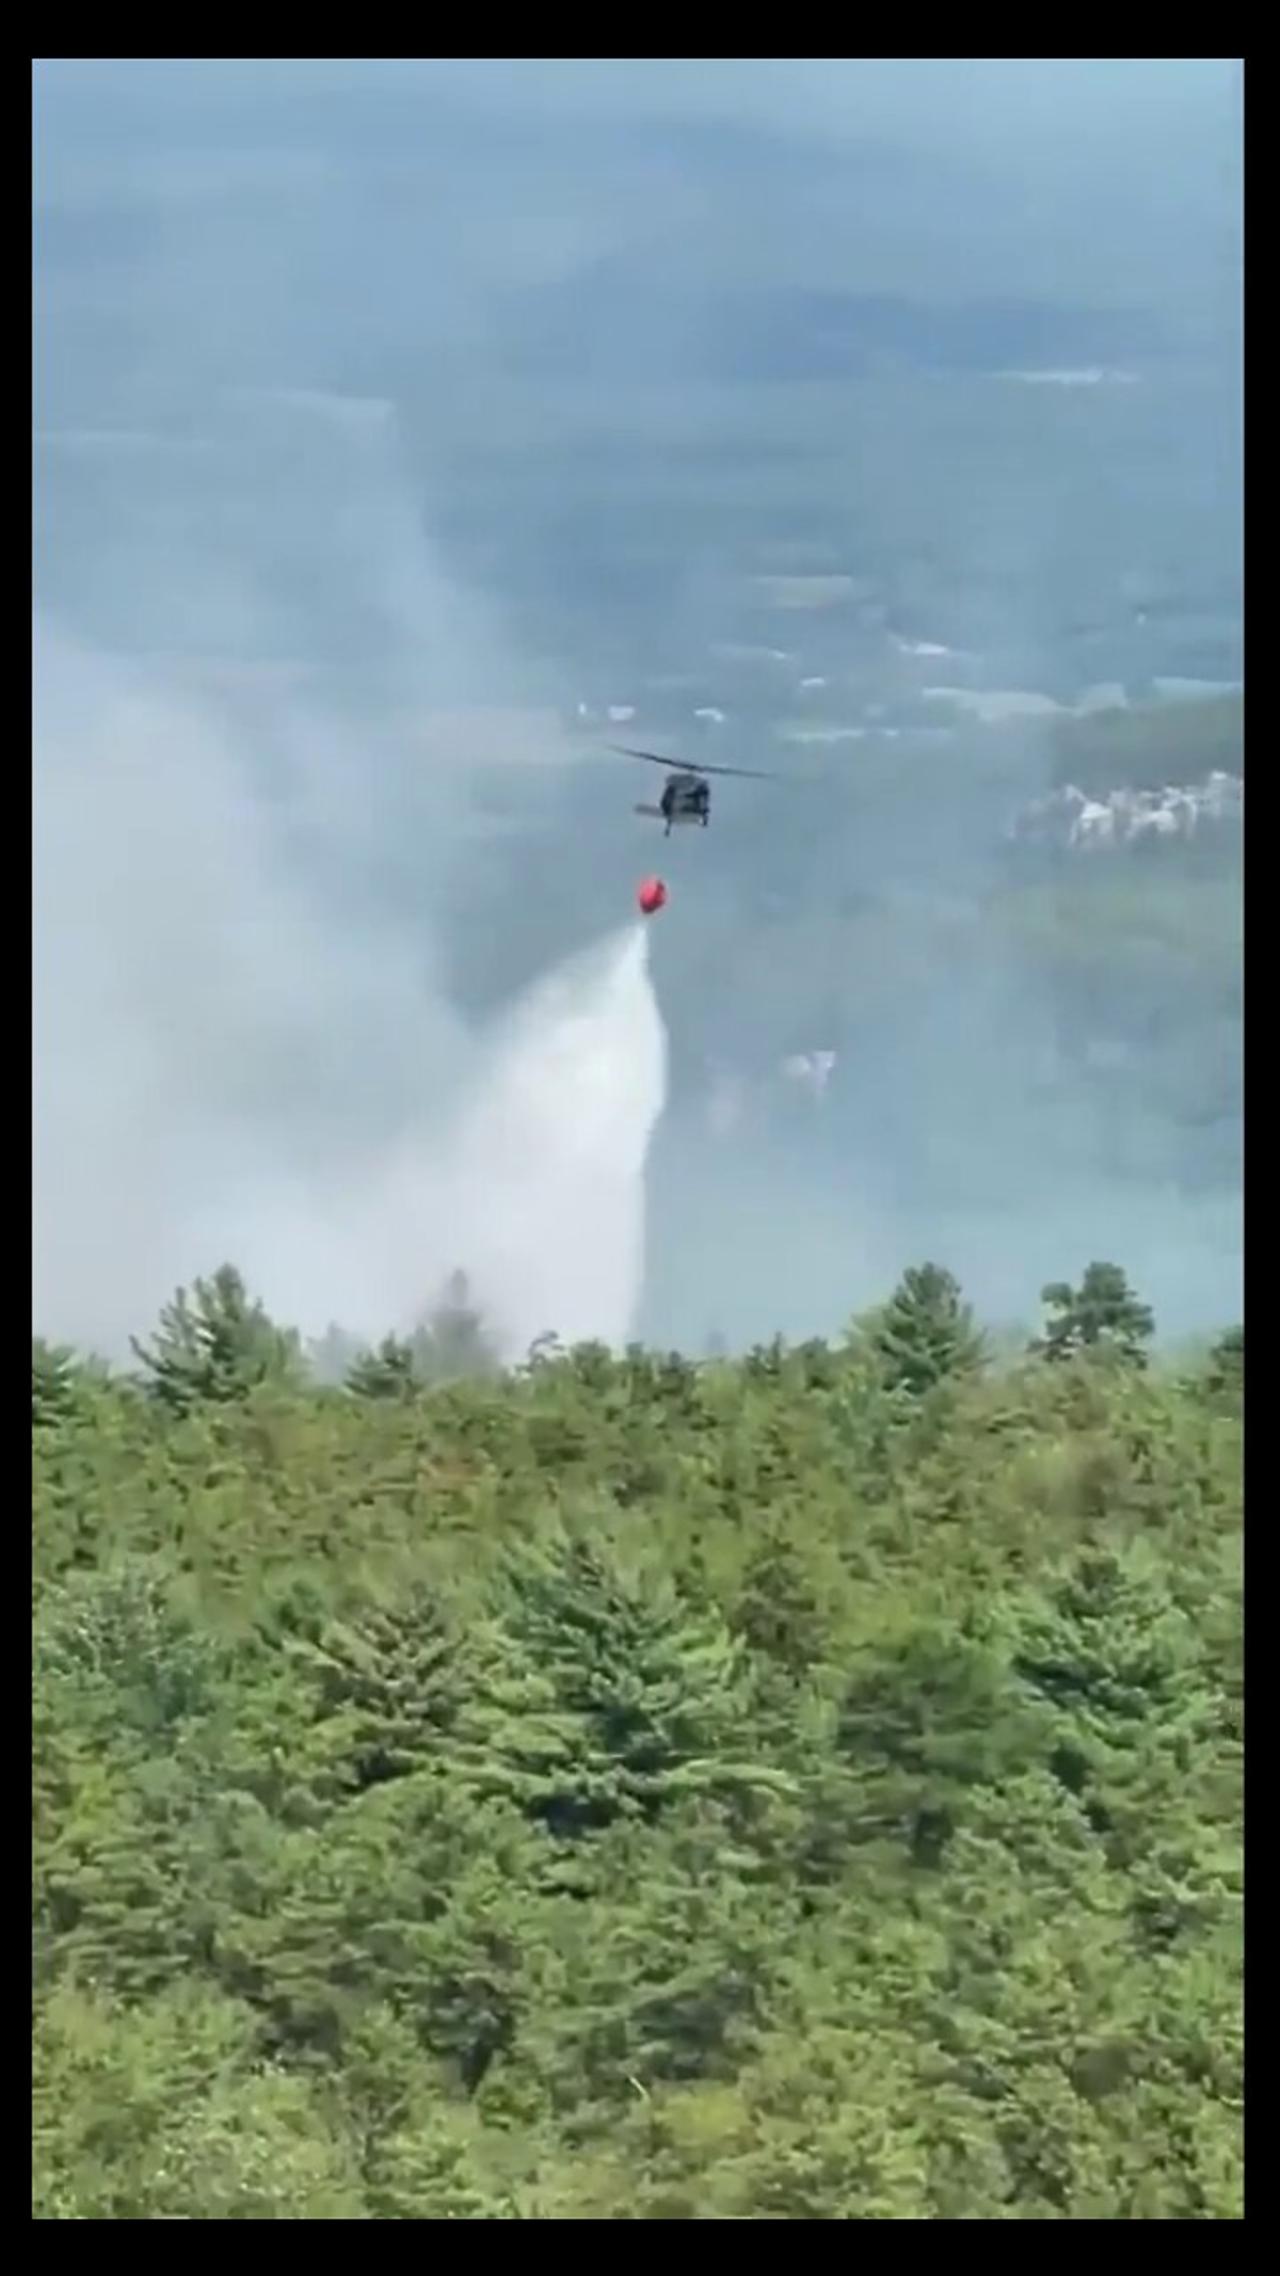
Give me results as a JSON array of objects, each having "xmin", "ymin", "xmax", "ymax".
[{"xmin": 611, "ymin": 744, "xmax": 774, "ymax": 835}]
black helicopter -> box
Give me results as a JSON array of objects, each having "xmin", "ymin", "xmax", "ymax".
[{"xmin": 612, "ymin": 744, "xmax": 774, "ymax": 835}]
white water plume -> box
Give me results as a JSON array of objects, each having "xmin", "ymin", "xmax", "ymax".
[
  {"xmin": 425, "ymin": 923, "xmax": 669, "ymax": 1357},
  {"xmin": 238, "ymin": 921, "xmax": 669, "ymax": 1360}
]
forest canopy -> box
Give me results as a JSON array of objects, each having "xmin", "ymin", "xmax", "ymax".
[{"xmin": 33, "ymin": 1262, "xmax": 1242, "ymax": 2219}]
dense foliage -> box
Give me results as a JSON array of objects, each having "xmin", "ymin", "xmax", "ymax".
[{"xmin": 33, "ymin": 1265, "xmax": 1242, "ymax": 2219}]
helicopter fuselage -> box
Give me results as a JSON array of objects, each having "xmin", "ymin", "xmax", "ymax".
[
  {"xmin": 616, "ymin": 741, "xmax": 771, "ymax": 832},
  {"xmin": 660, "ymin": 772, "xmax": 711, "ymax": 831}
]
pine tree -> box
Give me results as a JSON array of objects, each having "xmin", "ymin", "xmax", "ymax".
[
  {"xmin": 33, "ymin": 1337, "xmax": 78, "ymax": 1428},
  {"xmin": 566, "ymin": 1340, "xmax": 616, "ymax": 1392},
  {"xmin": 1006, "ymin": 1547, "xmax": 1201, "ymax": 1749},
  {"xmin": 833, "ymin": 1618, "xmax": 1048, "ymax": 1863},
  {"xmin": 411, "ymin": 1269, "xmax": 502, "ymax": 1384},
  {"xmin": 36, "ymin": 1555, "xmax": 223, "ymax": 1739},
  {"xmin": 734, "ymin": 1528, "xmax": 830, "ymax": 1675},
  {"xmin": 130, "ymin": 1265, "xmax": 301, "ymax": 1414},
  {"xmin": 743, "ymin": 1335, "xmax": 787, "ymax": 1383},
  {"xmin": 1203, "ymin": 1324, "xmax": 1243, "ymax": 1406},
  {"xmin": 1034, "ymin": 1262, "xmax": 1155, "ymax": 1367},
  {"xmin": 33, "ymin": 1215, "xmax": 1242, "ymax": 2220},
  {"xmin": 548, "ymin": 1820, "xmax": 785, "ymax": 2104},
  {"xmin": 863, "ymin": 1263, "xmax": 986, "ymax": 1395},
  {"xmin": 283, "ymin": 1583, "xmax": 463, "ymax": 1790},
  {"xmin": 464, "ymin": 1535, "xmax": 785, "ymax": 1836},
  {"xmin": 345, "ymin": 1335, "xmax": 418, "ymax": 1401}
]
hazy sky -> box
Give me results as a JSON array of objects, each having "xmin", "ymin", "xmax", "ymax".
[
  {"xmin": 33, "ymin": 59, "xmax": 1242, "ymax": 1354},
  {"xmin": 35, "ymin": 58, "xmax": 1240, "ymax": 364}
]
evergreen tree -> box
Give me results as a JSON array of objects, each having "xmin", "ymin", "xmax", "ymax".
[
  {"xmin": 411, "ymin": 1269, "xmax": 502, "ymax": 1384},
  {"xmin": 1203, "ymin": 1323, "xmax": 1243, "ymax": 1406},
  {"xmin": 345, "ymin": 1335, "xmax": 418, "ymax": 1401},
  {"xmin": 1006, "ymin": 1547, "xmax": 1202, "ymax": 1758},
  {"xmin": 464, "ymin": 1534, "xmax": 784, "ymax": 1835},
  {"xmin": 283, "ymin": 1583, "xmax": 463, "ymax": 1790},
  {"xmin": 31, "ymin": 1245, "xmax": 1243, "ymax": 2220},
  {"xmin": 566, "ymin": 1340, "xmax": 616, "ymax": 1392},
  {"xmin": 33, "ymin": 1337, "xmax": 78, "ymax": 1428},
  {"xmin": 547, "ymin": 1816, "xmax": 785, "ymax": 2102},
  {"xmin": 1034, "ymin": 1261, "xmax": 1155, "ymax": 1367},
  {"xmin": 863, "ymin": 1263, "xmax": 986, "ymax": 1395},
  {"xmin": 734, "ymin": 1528, "xmax": 831, "ymax": 1675},
  {"xmin": 36, "ymin": 1555, "xmax": 223, "ymax": 1740},
  {"xmin": 130, "ymin": 1265, "xmax": 301, "ymax": 1414},
  {"xmin": 833, "ymin": 1618, "xmax": 1047, "ymax": 1863},
  {"xmin": 743, "ymin": 1334, "xmax": 787, "ymax": 1383}
]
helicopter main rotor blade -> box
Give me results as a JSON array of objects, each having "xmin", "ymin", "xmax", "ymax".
[
  {"xmin": 610, "ymin": 743, "xmax": 682, "ymax": 769},
  {"xmin": 679, "ymin": 756, "xmax": 776, "ymax": 779},
  {"xmin": 609, "ymin": 743, "xmax": 775, "ymax": 781}
]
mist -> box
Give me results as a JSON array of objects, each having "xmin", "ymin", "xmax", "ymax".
[
  {"xmin": 35, "ymin": 575, "xmax": 666, "ymax": 1355},
  {"xmin": 34, "ymin": 59, "xmax": 1241, "ymax": 1357},
  {"xmin": 33, "ymin": 601, "xmax": 470, "ymax": 1355}
]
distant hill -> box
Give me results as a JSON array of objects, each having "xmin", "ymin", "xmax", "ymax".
[
  {"xmin": 506, "ymin": 270, "xmax": 1165, "ymax": 386},
  {"xmin": 1049, "ymin": 691, "xmax": 1242, "ymax": 795}
]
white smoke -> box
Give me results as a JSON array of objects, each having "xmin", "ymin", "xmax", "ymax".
[
  {"xmin": 33, "ymin": 366, "xmax": 671, "ymax": 1363},
  {"xmin": 33, "ymin": 614, "xmax": 668, "ymax": 1360},
  {"xmin": 296, "ymin": 923, "xmax": 669, "ymax": 1356}
]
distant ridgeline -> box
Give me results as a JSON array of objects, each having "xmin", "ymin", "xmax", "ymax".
[
  {"xmin": 1008, "ymin": 693, "xmax": 1243, "ymax": 855},
  {"xmin": 509, "ymin": 275, "xmax": 1164, "ymax": 385},
  {"xmin": 1048, "ymin": 691, "xmax": 1242, "ymax": 796}
]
